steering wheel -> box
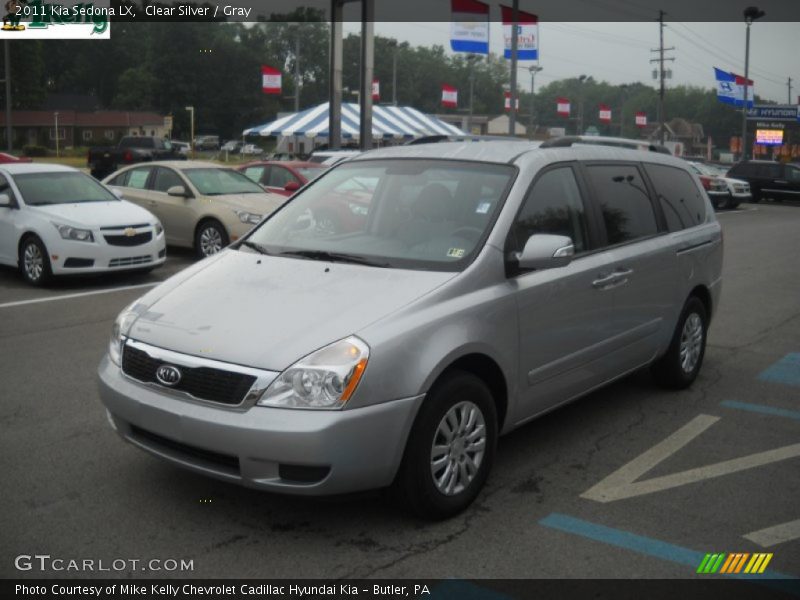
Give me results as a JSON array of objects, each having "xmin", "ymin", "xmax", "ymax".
[{"xmin": 450, "ymin": 227, "xmax": 483, "ymax": 242}]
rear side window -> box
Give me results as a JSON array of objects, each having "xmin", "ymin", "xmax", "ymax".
[
  {"xmin": 585, "ymin": 164, "xmax": 658, "ymax": 245},
  {"xmin": 507, "ymin": 166, "xmax": 589, "ymax": 254},
  {"xmin": 756, "ymin": 163, "xmax": 781, "ymax": 178},
  {"xmin": 122, "ymin": 167, "xmax": 153, "ymax": 190},
  {"xmin": 643, "ymin": 164, "xmax": 706, "ymax": 231}
]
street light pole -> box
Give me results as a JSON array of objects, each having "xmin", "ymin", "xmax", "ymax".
[
  {"xmin": 577, "ymin": 74, "xmax": 587, "ymax": 136},
  {"xmin": 528, "ymin": 65, "xmax": 542, "ymax": 140},
  {"xmin": 54, "ymin": 112, "xmax": 59, "ymax": 158},
  {"xmin": 391, "ymin": 41, "xmax": 398, "ymax": 106},
  {"xmin": 467, "ymin": 54, "xmax": 477, "ymax": 134},
  {"xmin": 741, "ymin": 6, "xmax": 765, "ymax": 161},
  {"xmin": 185, "ymin": 106, "xmax": 194, "ymax": 159},
  {"xmin": 3, "ymin": 41, "xmax": 11, "ymax": 152}
]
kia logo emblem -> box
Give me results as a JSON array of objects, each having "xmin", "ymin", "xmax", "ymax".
[{"xmin": 155, "ymin": 364, "xmax": 182, "ymax": 386}]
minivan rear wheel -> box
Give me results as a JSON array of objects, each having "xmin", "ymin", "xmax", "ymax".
[
  {"xmin": 651, "ymin": 296, "xmax": 708, "ymax": 389},
  {"xmin": 394, "ymin": 371, "xmax": 497, "ymax": 520}
]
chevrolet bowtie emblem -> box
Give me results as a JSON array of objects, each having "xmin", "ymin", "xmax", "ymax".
[{"xmin": 124, "ymin": 228, "xmax": 136, "ymax": 237}]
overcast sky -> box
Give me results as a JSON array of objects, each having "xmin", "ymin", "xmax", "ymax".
[{"xmin": 341, "ymin": 21, "xmax": 799, "ymax": 104}]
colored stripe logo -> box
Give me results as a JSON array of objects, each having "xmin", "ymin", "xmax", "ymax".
[{"xmin": 697, "ymin": 553, "xmax": 773, "ymax": 574}]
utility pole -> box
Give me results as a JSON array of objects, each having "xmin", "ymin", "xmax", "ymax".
[
  {"xmin": 528, "ymin": 65, "xmax": 542, "ymax": 140},
  {"xmin": 741, "ymin": 6, "xmax": 765, "ymax": 161},
  {"xmin": 788, "ymin": 77, "xmax": 793, "ymax": 105},
  {"xmin": 467, "ymin": 54, "xmax": 477, "ymax": 134},
  {"xmin": 294, "ymin": 29, "xmax": 301, "ymax": 113},
  {"xmin": 391, "ymin": 41, "xmax": 398, "ymax": 106},
  {"xmin": 2, "ymin": 40, "xmax": 11, "ymax": 152},
  {"xmin": 358, "ymin": 0, "xmax": 374, "ymax": 151},
  {"xmin": 650, "ymin": 10, "xmax": 674, "ymax": 145},
  {"xmin": 508, "ymin": 0, "xmax": 519, "ymax": 136},
  {"xmin": 329, "ymin": 0, "xmax": 343, "ymax": 150}
]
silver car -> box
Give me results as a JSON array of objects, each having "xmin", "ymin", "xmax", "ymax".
[{"xmin": 98, "ymin": 142, "xmax": 722, "ymax": 519}]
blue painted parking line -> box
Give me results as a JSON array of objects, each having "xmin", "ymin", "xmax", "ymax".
[
  {"xmin": 721, "ymin": 401, "xmax": 800, "ymax": 422},
  {"xmin": 539, "ymin": 513, "xmax": 799, "ymax": 589},
  {"xmin": 758, "ymin": 353, "xmax": 800, "ymax": 388}
]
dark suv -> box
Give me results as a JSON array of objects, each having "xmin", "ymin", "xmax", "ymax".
[{"xmin": 726, "ymin": 160, "xmax": 800, "ymax": 203}]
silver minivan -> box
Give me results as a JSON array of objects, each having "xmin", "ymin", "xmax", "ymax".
[{"xmin": 98, "ymin": 142, "xmax": 722, "ymax": 519}]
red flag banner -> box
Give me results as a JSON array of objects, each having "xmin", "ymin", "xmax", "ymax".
[
  {"xmin": 372, "ymin": 79, "xmax": 380, "ymax": 102},
  {"xmin": 504, "ymin": 91, "xmax": 519, "ymax": 111},
  {"xmin": 442, "ymin": 84, "xmax": 458, "ymax": 108},
  {"xmin": 556, "ymin": 97, "xmax": 570, "ymax": 117},
  {"xmin": 261, "ymin": 66, "xmax": 281, "ymax": 95},
  {"xmin": 599, "ymin": 104, "xmax": 611, "ymax": 123},
  {"xmin": 635, "ymin": 111, "xmax": 647, "ymax": 128}
]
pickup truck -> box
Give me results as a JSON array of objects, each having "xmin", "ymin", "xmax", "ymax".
[{"xmin": 87, "ymin": 136, "xmax": 183, "ymax": 179}]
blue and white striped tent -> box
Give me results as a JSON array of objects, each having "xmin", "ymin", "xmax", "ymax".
[{"xmin": 243, "ymin": 102, "xmax": 464, "ymax": 140}]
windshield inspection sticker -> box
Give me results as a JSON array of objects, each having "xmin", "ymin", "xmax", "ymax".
[
  {"xmin": 476, "ymin": 202, "xmax": 491, "ymax": 214},
  {"xmin": 447, "ymin": 248, "xmax": 465, "ymax": 258}
]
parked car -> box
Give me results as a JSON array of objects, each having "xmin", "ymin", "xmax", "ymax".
[
  {"xmin": 240, "ymin": 144, "xmax": 264, "ymax": 156},
  {"xmin": 703, "ymin": 163, "xmax": 751, "ymax": 208},
  {"xmin": 99, "ymin": 142, "xmax": 722, "ymax": 519},
  {"xmin": 169, "ymin": 141, "xmax": 191, "ymax": 157},
  {"xmin": 684, "ymin": 161, "xmax": 729, "ymax": 210},
  {"xmin": 726, "ymin": 160, "xmax": 800, "ymax": 203},
  {"xmin": 0, "ymin": 163, "xmax": 166, "ymax": 285},
  {"xmin": 236, "ymin": 161, "xmax": 326, "ymax": 196},
  {"xmin": 103, "ymin": 161, "xmax": 284, "ymax": 258},
  {"xmin": 0, "ymin": 152, "xmax": 32, "ymax": 163},
  {"xmin": 193, "ymin": 135, "xmax": 220, "ymax": 151},
  {"xmin": 88, "ymin": 136, "xmax": 184, "ymax": 180},
  {"xmin": 220, "ymin": 141, "xmax": 243, "ymax": 154}
]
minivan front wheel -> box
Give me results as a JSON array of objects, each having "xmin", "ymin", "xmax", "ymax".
[
  {"xmin": 652, "ymin": 296, "xmax": 708, "ymax": 389},
  {"xmin": 394, "ymin": 371, "xmax": 497, "ymax": 520}
]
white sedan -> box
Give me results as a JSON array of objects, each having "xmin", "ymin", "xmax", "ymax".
[{"xmin": 0, "ymin": 163, "xmax": 166, "ymax": 286}]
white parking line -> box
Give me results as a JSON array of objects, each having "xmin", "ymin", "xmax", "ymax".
[
  {"xmin": 744, "ymin": 518, "xmax": 800, "ymax": 548},
  {"xmin": 0, "ymin": 282, "xmax": 159, "ymax": 309}
]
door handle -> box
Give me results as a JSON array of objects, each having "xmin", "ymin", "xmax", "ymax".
[{"xmin": 592, "ymin": 268, "xmax": 633, "ymax": 290}]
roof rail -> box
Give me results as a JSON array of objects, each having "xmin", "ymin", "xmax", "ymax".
[
  {"xmin": 540, "ymin": 136, "xmax": 672, "ymax": 155},
  {"xmin": 406, "ymin": 134, "xmax": 529, "ymax": 145}
]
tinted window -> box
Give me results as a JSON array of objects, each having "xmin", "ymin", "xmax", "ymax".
[
  {"xmin": 508, "ymin": 167, "xmax": 589, "ymax": 254},
  {"xmin": 756, "ymin": 163, "xmax": 781, "ymax": 178},
  {"xmin": 644, "ymin": 164, "xmax": 706, "ymax": 231},
  {"xmin": 152, "ymin": 168, "xmax": 184, "ymax": 193},
  {"xmin": 586, "ymin": 164, "xmax": 658, "ymax": 245},
  {"xmin": 786, "ymin": 166, "xmax": 800, "ymax": 182}
]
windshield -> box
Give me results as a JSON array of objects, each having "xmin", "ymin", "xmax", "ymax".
[
  {"xmin": 184, "ymin": 168, "xmax": 266, "ymax": 195},
  {"xmin": 15, "ymin": 171, "xmax": 118, "ymax": 206},
  {"xmin": 241, "ymin": 159, "xmax": 515, "ymax": 271}
]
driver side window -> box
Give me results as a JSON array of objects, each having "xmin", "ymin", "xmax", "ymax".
[{"xmin": 507, "ymin": 166, "xmax": 589, "ymax": 255}]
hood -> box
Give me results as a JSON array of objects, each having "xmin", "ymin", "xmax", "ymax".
[
  {"xmin": 29, "ymin": 200, "xmax": 156, "ymax": 228},
  {"xmin": 128, "ymin": 249, "xmax": 456, "ymax": 370},
  {"xmin": 213, "ymin": 193, "xmax": 286, "ymax": 216}
]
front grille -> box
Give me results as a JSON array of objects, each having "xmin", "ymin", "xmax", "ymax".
[
  {"xmin": 122, "ymin": 344, "xmax": 256, "ymax": 405},
  {"xmin": 129, "ymin": 425, "xmax": 240, "ymax": 475},
  {"xmin": 109, "ymin": 255, "xmax": 152, "ymax": 267},
  {"xmin": 100, "ymin": 223, "xmax": 149, "ymax": 231},
  {"xmin": 104, "ymin": 231, "xmax": 153, "ymax": 247}
]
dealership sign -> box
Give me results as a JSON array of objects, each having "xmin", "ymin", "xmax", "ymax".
[{"xmin": 746, "ymin": 105, "xmax": 800, "ymax": 122}]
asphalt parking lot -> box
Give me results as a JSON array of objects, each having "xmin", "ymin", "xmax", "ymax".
[{"xmin": 1, "ymin": 203, "xmax": 798, "ymax": 581}]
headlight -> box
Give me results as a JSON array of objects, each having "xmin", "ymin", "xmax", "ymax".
[
  {"xmin": 257, "ymin": 336, "xmax": 369, "ymax": 409},
  {"xmin": 52, "ymin": 222, "xmax": 94, "ymax": 242},
  {"xmin": 154, "ymin": 222, "xmax": 164, "ymax": 236},
  {"xmin": 108, "ymin": 301, "xmax": 144, "ymax": 366},
  {"xmin": 234, "ymin": 210, "xmax": 262, "ymax": 225}
]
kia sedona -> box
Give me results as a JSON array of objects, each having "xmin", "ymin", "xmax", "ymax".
[
  {"xmin": 98, "ymin": 142, "xmax": 722, "ymax": 519},
  {"xmin": 0, "ymin": 164, "xmax": 166, "ymax": 286}
]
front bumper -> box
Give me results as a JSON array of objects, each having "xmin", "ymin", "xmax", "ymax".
[
  {"xmin": 97, "ymin": 356, "xmax": 423, "ymax": 495},
  {"xmin": 50, "ymin": 234, "xmax": 166, "ymax": 275}
]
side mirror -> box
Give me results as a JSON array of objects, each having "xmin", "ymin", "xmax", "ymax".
[
  {"xmin": 0, "ymin": 193, "xmax": 11, "ymax": 207},
  {"xmin": 514, "ymin": 234, "xmax": 574, "ymax": 270},
  {"xmin": 284, "ymin": 180, "xmax": 301, "ymax": 192},
  {"xmin": 110, "ymin": 188, "xmax": 124, "ymax": 200},
  {"xmin": 167, "ymin": 185, "xmax": 187, "ymax": 197}
]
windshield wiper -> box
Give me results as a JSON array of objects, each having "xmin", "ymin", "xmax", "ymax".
[
  {"xmin": 279, "ymin": 250, "xmax": 389, "ymax": 268},
  {"xmin": 240, "ymin": 241, "xmax": 272, "ymax": 255}
]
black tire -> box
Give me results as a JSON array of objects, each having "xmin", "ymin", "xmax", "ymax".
[
  {"xmin": 393, "ymin": 371, "xmax": 497, "ymax": 520},
  {"xmin": 18, "ymin": 235, "xmax": 52, "ymax": 286},
  {"xmin": 750, "ymin": 190, "xmax": 761, "ymax": 203},
  {"xmin": 728, "ymin": 199, "xmax": 741, "ymax": 210},
  {"xmin": 651, "ymin": 296, "xmax": 708, "ymax": 389},
  {"xmin": 194, "ymin": 219, "xmax": 229, "ymax": 258}
]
